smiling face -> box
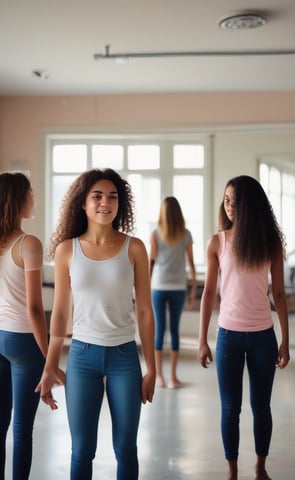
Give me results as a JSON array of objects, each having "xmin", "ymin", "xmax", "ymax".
[
  {"xmin": 83, "ymin": 179, "xmax": 119, "ymax": 227},
  {"xmin": 223, "ymin": 185, "xmax": 235, "ymax": 223}
]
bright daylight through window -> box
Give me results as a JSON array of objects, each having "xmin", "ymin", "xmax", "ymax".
[{"xmin": 47, "ymin": 135, "xmax": 211, "ymax": 266}]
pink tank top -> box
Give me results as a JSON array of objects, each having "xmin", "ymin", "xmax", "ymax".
[{"xmin": 218, "ymin": 231, "xmax": 273, "ymax": 332}]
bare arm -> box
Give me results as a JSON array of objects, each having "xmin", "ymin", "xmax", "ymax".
[
  {"xmin": 35, "ymin": 240, "xmax": 72, "ymax": 408},
  {"xmin": 149, "ymin": 230, "xmax": 158, "ymax": 278},
  {"xmin": 198, "ymin": 234, "xmax": 220, "ymax": 368},
  {"xmin": 22, "ymin": 235, "xmax": 48, "ymax": 358},
  {"xmin": 130, "ymin": 237, "xmax": 156, "ymax": 404},
  {"xmin": 185, "ymin": 240, "xmax": 197, "ymax": 306},
  {"xmin": 270, "ymin": 248, "xmax": 290, "ymax": 368}
]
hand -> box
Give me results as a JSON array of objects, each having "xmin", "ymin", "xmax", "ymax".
[
  {"xmin": 35, "ymin": 367, "xmax": 65, "ymax": 410},
  {"xmin": 141, "ymin": 371, "xmax": 156, "ymax": 404},
  {"xmin": 276, "ymin": 343, "xmax": 290, "ymax": 369},
  {"xmin": 198, "ymin": 343, "xmax": 213, "ymax": 368}
]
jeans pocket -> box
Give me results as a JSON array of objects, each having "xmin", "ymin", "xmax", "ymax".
[
  {"xmin": 117, "ymin": 341, "xmax": 138, "ymax": 355},
  {"xmin": 69, "ymin": 340, "xmax": 88, "ymax": 355}
]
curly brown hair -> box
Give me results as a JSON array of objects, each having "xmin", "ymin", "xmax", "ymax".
[
  {"xmin": 0, "ymin": 172, "xmax": 31, "ymax": 246},
  {"xmin": 47, "ymin": 169, "xmax": 135, "ymax": 258},
  {"xmin": 218, "ymin": 175, "xmax": 285, "ymax": 269}
]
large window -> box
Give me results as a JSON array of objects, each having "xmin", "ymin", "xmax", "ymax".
[
  {"xmin": 46, "ymin": 134, "xmax": 212, "ymax": 266},
  {"xmin": 259, "ymin": 159, "xmax": 295, "ymax": 256}
]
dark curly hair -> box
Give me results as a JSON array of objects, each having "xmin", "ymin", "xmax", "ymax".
[
  {"xmin": 218, "ymin": 175, "xmax": 285, "ymax": 269},
  {"xmin": 48, "ymin": 168, "xmax": 135, "ymax": 258},
  {"xmin": 0, "ymin": 172, "xmax": 31, "ymax": 246}
]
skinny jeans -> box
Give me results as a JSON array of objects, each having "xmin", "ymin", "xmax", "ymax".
[
  {"xmin": 0, "ymin": 331, "xmax": 44, "ymax": 480},
  {"xmin": 215, "ymin": 327, "xmax": 278, "ymax": 461},
  {"xmin": 152, "ymin": 289, "xmax": 186, "ymax": 351},
  {"xmin": 65, "ymin": 339, "xmax": 142, "ymax": 480}
]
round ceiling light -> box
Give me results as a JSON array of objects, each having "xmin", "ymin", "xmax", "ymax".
[{"xmin": 219, "ymin": 14, "xmax": 267, "ymax": 30}]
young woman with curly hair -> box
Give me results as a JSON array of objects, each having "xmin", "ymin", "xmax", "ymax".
[{"xmin": 37, "ymin": 168, "xmax": 156, "ymax": 480}]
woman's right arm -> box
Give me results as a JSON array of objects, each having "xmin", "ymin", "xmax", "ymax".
[
  {"xmin": 149, "ymin": 230, "xmax": 158, "ymax": 278},
  {"xmin": 35, "ymin": 240, "xmax": 72, "ymax": 409},
  {"xmin": 198, "ymin": 234, "xmax": 220, "ymax": 368}
]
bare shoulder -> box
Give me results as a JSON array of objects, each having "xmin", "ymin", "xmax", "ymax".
[
  {"xmin": 129, "ymin": 236, "xmax": 146, "ymax": 253},
  {"xmin": 22, "ymin": 234, "xmax": 43, "ymax": 254},
  {"xmin": 207, "ymin": 233, "xmax": 220, "ymax": 251},
  {"xmin": 55, "ymin": 239, "xmax": 73, "ymax": 260},
  {"xmin": 128, "ymin": 236, "xmax": 148, "ymax": 263}
]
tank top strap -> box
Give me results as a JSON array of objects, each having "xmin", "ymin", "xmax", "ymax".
[
  {"xmin": 120, "ymin": 235, "xmax": 131, "ymax": 256},
  {"xmin": 217, "ymin": 231, "xmax": 226, "ymax": 260},
  {"xmin": 71, "ymin": 237, "xmax": 78, "ymax": 262},
  {"xmin": 9, "ymin": 233, "xmax": 26, "ymax": 256}
]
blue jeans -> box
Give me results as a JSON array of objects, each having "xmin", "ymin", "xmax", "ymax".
[
  {"xmin": 215, "ymin": 327, "xmax": 278, "ymax": 461},
  {"xmin": 0, "ymin": 331, "xmax": 45, "ymax": 480},
  {"xmin": 152, "ymin": 289, "xmax": 186, "ymax": 350},
  {"xmin": 65, "ymin": 339, "xmax": 142, "ymax": 480}
]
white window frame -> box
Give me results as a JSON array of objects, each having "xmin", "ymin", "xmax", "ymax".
[
  {"xmin": 258, "ymin": 154, "xmax": 295, "ymax": 257},
  {"xmin": 45, "ymin": 132, "xmax": 213, "ymax": 267}
]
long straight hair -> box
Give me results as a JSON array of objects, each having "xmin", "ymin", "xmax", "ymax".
[
  {"xmin": 158, "ymin": 196, "xmax": 186, "ymax": 245},
  {"xmin": 219, "ymin": 175, "xmax": 285, "ymax": 269}
]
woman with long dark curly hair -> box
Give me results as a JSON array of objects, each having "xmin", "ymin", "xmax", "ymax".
[
  {"xmin": 36, "ymin": 168, "xmax": 156, "ymax": 480},
  {"xmin": 198, "ymin": 175, "xmax": 289, "ymax": 480}
]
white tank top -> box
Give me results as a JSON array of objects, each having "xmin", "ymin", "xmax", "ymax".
[
  {"xmin": 70, "ymin": 235, "xmax": 136, "ymax": 346},
  {"xmin": 0, "ymin": 235, "xmax": 34, "ymax": 333}
]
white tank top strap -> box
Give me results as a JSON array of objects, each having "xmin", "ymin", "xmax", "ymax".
[{"xmin": 9, "ymin": 233, "xmax": 26, "ymax": 255}]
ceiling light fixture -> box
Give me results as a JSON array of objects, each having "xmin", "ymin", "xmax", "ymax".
[
  {"xmin": 32, "ymin": 69, "xmax": 50, "ymax": 79},
  {"xmin": 94, "ymin": 44, "xmax": 295, "ymax": 62},
  {"xmin": 219, "ymin": 13, "xmax": 267, "ymax": 30}
]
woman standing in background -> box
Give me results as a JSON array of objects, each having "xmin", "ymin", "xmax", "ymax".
[
  {"xmin": 150, "ymin": 196, "xmax": 196, "ymax": 389},
  {"xmin": 0, "ymin": 172, "xmax": 50, "ymax": 480},
  {"xmin": 198, "ymin": 175, "xmax": 289, "ymax": 480}
]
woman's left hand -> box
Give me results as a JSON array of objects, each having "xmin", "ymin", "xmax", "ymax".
[
  {"xmin": 141, "ymin": 371, "xmax": 156, "ymax": 404},
  {"xmin": 276, "ymin": 343, "xmax": 290, "ymax": 369}
]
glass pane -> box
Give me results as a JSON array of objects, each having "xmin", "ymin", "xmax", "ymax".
[
  {"xmin": 173, "ymin": 144, "xmax": 204, "ymax": 169},
  {"xmin": 127, "ymin": 145, "xmax": 160, "ymax": 170},
  {"xmin": 52, "ymin": 175, "xmax": 76, "ymax": 231},
  {"xmin": 283, "ymin": 172, "xmax": 295, "ymax": 195},
  {"xmin": 259, "ymin": 163, "xmax": 269, "ymax": 192},
  {"xmin": 92, "ymin": 145, "xmax": 123, "ymax": 170},
  {"xmin": 269, "ymin": 167, "xmax": 281, "ymax": 194},
  {"xmin": 127, "ymin": 174, "xmax": 161, "ymax": 249},
  {"xmin": 173, "ymin": 175, "xmax": 204, "ymax": 265},
  {"xmin": 282, "ymin": 193, "xmax": 295, "ymax": 254},
  {"xmin": 53, "ymin": 145, "xmax": 87, "ymax": 172}
]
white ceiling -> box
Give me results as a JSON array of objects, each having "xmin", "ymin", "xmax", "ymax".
[{"xmin": 1, "ymin": 0, "xmax": 295, "ymax": 96}]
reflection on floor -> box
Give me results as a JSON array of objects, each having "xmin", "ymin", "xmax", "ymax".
[{"xmin": 5, "ymin": 316, "xmax": 295, "ymax": 480}]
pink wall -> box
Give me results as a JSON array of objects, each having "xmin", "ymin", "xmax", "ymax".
[
  {"xmin": 1, "ymin": 91, "xmax": 295, "ymax": 168},
  {"xmin": 1, "ymin": 91, "xmax": 295, "ymax": 165},
  {"xmin": 1, "ymin": 91, "xmax": 295, "ymax": 239}
]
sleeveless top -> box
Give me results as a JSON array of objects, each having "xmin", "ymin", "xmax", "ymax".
[
  {"xmin": 151, "ymin": 228, "xmax": 192, "ymax": 290},
  {"xmin": 0, "ymin": 234, "xmax": 40, "ymax": 333},
  {"xmin": 70, "ymin": 235, "xmax": 136, "ymax": 346},
  {"xmin": 218, "ymin": 230, "xmax": 273, "ymax": 332}
]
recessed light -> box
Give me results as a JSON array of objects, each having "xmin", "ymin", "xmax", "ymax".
[
  {"xmin": 32, "ymin": 69, "xmax": 50, "ymax": 79},
  {"xmin": 219, "ymin": 14, "xmax": 267, "ymax": 30}
]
